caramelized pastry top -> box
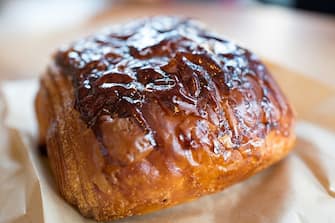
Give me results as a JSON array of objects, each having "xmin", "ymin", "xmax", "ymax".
[{"xmin": 54, "ymin": 17, "xmax": 292, "ymax": 153}]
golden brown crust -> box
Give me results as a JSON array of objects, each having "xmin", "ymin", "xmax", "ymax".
[
  {"xmin": 35, "ymin": 67, "xmax": 295, "ymax": 221},
  {"xmin": 35, "ymin": 17, "xmax": 295, "ymax": 221}
]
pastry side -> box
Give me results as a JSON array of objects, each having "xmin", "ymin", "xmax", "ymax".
[{"xmin": 35, "ymin": 17, "xmax": 295, "ymax": 221}]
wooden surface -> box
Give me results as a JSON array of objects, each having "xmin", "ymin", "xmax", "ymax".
[{"xmin": 0, "ymin": 2, "xmax": 334, "ymax": 85}]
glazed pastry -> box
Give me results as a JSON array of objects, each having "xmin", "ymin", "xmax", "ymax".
[{"xmin": 35, "ymin": 17, "xmax": 295, "ymax": 221}]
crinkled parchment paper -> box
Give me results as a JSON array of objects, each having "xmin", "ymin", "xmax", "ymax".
[{"xmin": 1, "ymin": 63, "xmax": 334, "ymax": 223}]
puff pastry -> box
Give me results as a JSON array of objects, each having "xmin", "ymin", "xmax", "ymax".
[{"xmin": 35, "ymin": 17, "xmax": 295, "ymax": 221}]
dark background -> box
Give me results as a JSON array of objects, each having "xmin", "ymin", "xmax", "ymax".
[{"xmin": 259, "ymin": 0, "xmax": 335, "ymax": 14}]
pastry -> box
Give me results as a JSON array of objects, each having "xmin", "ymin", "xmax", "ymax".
[{"xmin": 35, "ymin": 16, "xmax": 295, "ymax": 221}]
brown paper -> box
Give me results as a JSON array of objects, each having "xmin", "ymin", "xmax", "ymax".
[{"xmin": 1, "ymin": 63, "xmax": 335, "ymax": 223}]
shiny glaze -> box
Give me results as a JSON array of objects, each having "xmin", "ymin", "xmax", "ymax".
[{"xmin": 55, "ymin": 17, "xmax": 291, "ymax": 158}]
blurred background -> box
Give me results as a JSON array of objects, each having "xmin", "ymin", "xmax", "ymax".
[{"xmin": 0, "ymin": 0, "xmax": 334, "ymax": 84}]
